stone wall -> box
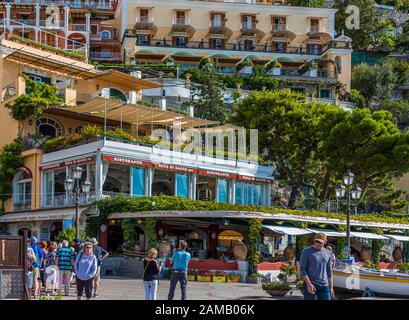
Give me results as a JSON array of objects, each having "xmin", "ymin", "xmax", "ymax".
[{"xmin": 100, "ymin": 257, "xmax": 144, "ymax": 279}]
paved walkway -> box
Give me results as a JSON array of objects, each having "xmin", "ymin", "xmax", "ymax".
[{"xmin": 52, "ymin": 276, "xmax": 304, "ymax": 300}]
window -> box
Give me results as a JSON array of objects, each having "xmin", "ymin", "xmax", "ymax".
[
  {"xmin": 243, "ymin": 39, "xmax": 254, "ymax": 51},
  {"xmin": 307, "ymin": 44, "xmax": 321, "ymax": 55},
  {"xmin": 175, "ymin": 36, "xmax": 186, "ymax": 47},
  {"xmin": 13, "ymin": 170, "xmax": 32, "ymax": 210},
  {"xmin": 196, "ymin": 175, "xmax": 216, "ymax": 201},
  {"xmin": 152, "ymin": 170, "xmax": 175, "ymax": 196},
  {"xmin": 213, "ymin": 14, "xmax": 222, "ymax": 28},
  {"xmin": 273, "ymin": 42, "xmax": 286, "ymax": 53},
  {"xmin": 140, "ymin": 9, "xmax": 149, "ymax": 23},
  {"xmin": 217, "ymin": 179, "xmax": 228, "ymax": 203},
  {"xmin": 101, "ymin": 31, "xmax": 111, "ymax": 39},
  {"xmin": 176, "ymin": 173, "xmax": 189, "ymax": 198},
  {"xmin": 131, "ymin": 167, "xmax": 145, "ymax": 196},
  {"xmin": 91, "ymin": 25, "xmax": 98, "ymax": 35},
  {"xmin": 138, "ymin": 35, "xmax": 148, "ymax": 45},
  {"xmin": 235, "ymin": 182, "xmax": 262, "ymax": 206},
  {"xmin": 103, "ymin": 164, "xmax": 130, "ymax": 195},
  {"xmin": 212, "ymin": 38, "xmax": 223, "ymax": 49},
  {"xmin": 176, "ymin": 11, "xmax": 186, "ymax": 25},
  {"xmin": 272, "ymin": 16, "xmax": 286, "ymax": 32},
  {"xmin": 310, "ymin": 18, "xmax": 320, "ymax": 33},
  {"xmin": 320, "ymin": 89, "xmax": 330, "ymax": 99},
  {"xmin": 335, "ymin": 56, "xmax": 342, "ymax": 74},
  {"xmin": 101, "ymin": 50, "xmax": 111, "ymax": 58},
  {"xmin": 36, "ymin": 117, "xmax": 62, "ymax": 138}
]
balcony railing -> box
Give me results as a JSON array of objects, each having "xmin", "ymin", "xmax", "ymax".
[
  {"xmin": 39, "ymin": 20, "xmax": 65, "ymax": 27},
  {"xmin": 133, "ymin": 37, "xmax": 326, "ymax": 55},
  {"xmin": 310, "ymin": 26, "xmax": 320, "ymax": 33},
  {"xmin": 174, "ymin": 18, "xmax": 187, "ymax": 25},
  {"xmin": 13, "ymin": 199, "xmax": 31, "ymax": 211},
  {"xmin": 89, "ymin": 51, "xmax": 122, "ymax": 60},
  {"xmin": 43, "ymin": 191, "xmax": 96, "ymax": 208},
  {"xmin": 15, "ymin": 19, "xmax": 37, "ymax": 26},
  {"xmin": 272, "ymin": 24, "xmax": 287, "ymax": 32},
  {"xmin": 69, "ymin": 24, "xmax": 87, "ymax": 32},
  {"xmin": 33, "ymin": 0, "xmax": 114, "ymax": 10},
  {"xmin": 137, "ymin": 16, "xmax": 153, "ymax": 23},
  {"xmin": 241, "ymin": 22, "xmax": 256, "ymax": 30}
]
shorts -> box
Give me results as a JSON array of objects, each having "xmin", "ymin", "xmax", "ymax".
[
  {"xmin": 33, "ymin": 267, "xmax": 40, "ymax": 281},
  {"xmin": 94, "ymin": 266, "xmax": 101, "ymax": 282}
]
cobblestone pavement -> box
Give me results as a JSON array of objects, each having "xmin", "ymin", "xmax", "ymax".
[{"xmin": 51, "ymin": 276, "xmax": 304, "ymax": 300}]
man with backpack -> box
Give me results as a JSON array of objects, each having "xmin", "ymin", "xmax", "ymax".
[
  {"xmin": 89, "ymin": 238, "xmax": 109, "ymax": 297},
  {"xmin": 29, "ymin": 236, "xmax": 44, "ymax": 298}
]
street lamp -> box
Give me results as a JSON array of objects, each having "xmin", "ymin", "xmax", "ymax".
[
  {"xmin": 335, "ymin": 170, "xmax": 362, "ymax": 260},
  {"xmin": 64, "ymin": 166, "xmax": 91, "ymax": 239}
]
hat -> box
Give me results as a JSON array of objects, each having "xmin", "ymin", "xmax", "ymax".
[
  {"xmin": 29, "ymin": 236, "xmax": 38, "ymax": 243},
  {"xmin": 73, "ymin": 238, "xmax": 80, "ymax": 243},
  {"xmin": 314, "ymin": 233, "xmax": 327, "ymax": 243},
  {"xmin": 89, "ymin": 238, "xmax": 98, "ymax": 244}
]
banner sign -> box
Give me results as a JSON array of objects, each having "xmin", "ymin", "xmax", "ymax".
[{"xmin": 41, "ymin": 156, "xmax": 94, "ymax": 170}]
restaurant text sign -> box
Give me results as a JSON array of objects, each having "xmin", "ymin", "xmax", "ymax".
[{"xmin": 41, "ymin": 156, "xmax": 94, "ymax": 170}]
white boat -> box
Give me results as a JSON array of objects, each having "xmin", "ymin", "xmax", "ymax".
[{"xmin": 333, "ymin": 263, "xmax": 409, "ymax": 298}]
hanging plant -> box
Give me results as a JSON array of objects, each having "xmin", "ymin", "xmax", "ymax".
[
  {"xmin": 122, "ymin": 218, "xmax": 137, "ymax": 248},
  {"xmin": 5, "ymin": 76, "xmax": 64, "ymax": 121}
]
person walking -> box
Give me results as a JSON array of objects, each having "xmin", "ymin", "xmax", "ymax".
[
  {"xmin": 74, "ymin": 242, "xmax": 98, "ymax": 300},
  {"xmin": 56, "ymin": 240, "xmax": 75, "ymax": 296},
  {"xmin": 44, "ymin": 243, "xmax": 58, "ymax": 294},
  {"xmin": 300, "ymin": 233, "xmax": 335, "ymax": 300},
  {"xmin": 89, "ymin": 238, "xmax": 109, "ymax": 297},
  {"xmin": 143, "ymin": 248, "xmax": 163, "ymax": 300},
  {"xmin": 28, "ymin": 236, "xmax": 44, "ymax": 298},
  {"xmin": 39, "ymin": 241, "xmax": 48, "ymax": 289},
  {"xmin": 168, "ymin": 240, "xmax": 191, "ymax": 300}
]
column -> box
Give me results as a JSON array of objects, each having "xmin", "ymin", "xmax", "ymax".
[
  {"xmin": 95, "ymin": 151, "xmax": 104, "ymax": 200},
  {"xmin": 85, "ymin": 13, "xmax": 91, "ymax": 32},
  {"xmin": 5, "ymin": 3, "xmax": 11, "ymax": 30},
  {"xmin": 146, "ymin": 167, "xmax": 153, "ymax": 196},
  {"xmin": 229, "ymin": 180, "xmax": 236, "ymax": 204},
  {"xmin": 329, "ymin": 14, "xmax": 335, "ymax": 38},
  {"xmin": 35, "ymin": 4, "xmax": 40, "ymax": 27},
  {"xmin": 189, "ymin": 173, "xmax": 196, "ymax": 200},
  {"xmin": 64, "ymin": 6, "xmax": 69, "ymax": 49}
]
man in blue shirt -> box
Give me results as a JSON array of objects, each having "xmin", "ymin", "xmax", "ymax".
[
  {"xmin": 29, "ymin": 236, "xmax": 44, "ymax": 298},
  {"xmin": 300, "ymin": 233, "xmax": 334, "ymax": 300},
  {"xmin": 168, "ymin": 240, "xmax": 191, "ymax": 300}
]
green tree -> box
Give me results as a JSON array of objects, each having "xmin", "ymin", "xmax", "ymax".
[
  {"xmin": 323, "ymin": 108, "xmax": 409, "ymax": 208},
  {"xmin": 56, "ymin": 227, "xmax": 76, "ymax": 243},
  {"xmin": 351, "ymin": 62, "xmax": 397, "ymax": 103},
  {"xmin": 288, "ymin": 0, "xmax": 326, "ymax": 6},
  {"xmin": 188, "ymin": 64, "xmax": 228, "ymax": 122},
  {"xmin": 377, "ymin": 99, "xmax": 409, "ymax": 131},
  {"xmin": 335, "ymin": 0, "xmax": 380, "ymax": 49},
  {"xmin": 230, "ymin": 90, "xmax": 346, "ymax": 208}
]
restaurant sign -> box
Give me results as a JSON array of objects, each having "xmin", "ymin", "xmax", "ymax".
[{"xmin": 40, "ymin": 156, "xmax": 94, "ymax": 170}]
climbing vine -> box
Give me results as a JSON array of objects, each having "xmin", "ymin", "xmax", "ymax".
[
  {"xmin": 372, "ymin": 239, "xmax": 384, "ymax": 264},
  {"xmin": 248, "ymin": 218, "xmax": 262, "ymax": 273},
  {"xmin": 145, "ymin": 217, "xmax": 157, "ymax": 249},
  {"xmin": 122, "ymin": 218, "xmax": 137, "ymax": 248},
  {"xmin": 335, "ymin": 237, "xmax": 347, "ymax": 259},
  {"xmin": 0, "ymin": 140, "xmax": 24, "ymax": 210},
  {"xmin": 296, "ymin": 235, "xmax": 309, "ymax": 260},
  {"xmin": 5, "ymin": 75, "xmax": 64, "ymax": 121}
]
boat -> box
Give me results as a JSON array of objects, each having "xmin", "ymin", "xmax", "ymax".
[{"xmin": 333, "ymin": 263, "xmax": 409, "ymax": 298}]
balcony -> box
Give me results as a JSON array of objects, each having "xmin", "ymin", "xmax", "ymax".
[
  {"xmin": 13, "ymin": 199, "xmax": 31, "ymax": 211},
  {"xmin": 69, "ymin": 24, "xmax": 87, "ymax": 32},
  {"xmin": 14, "ymin": 19, "xmax": 37, "ymax": 26},
  {"xmin": 43, "ymin": 192, "xmax": 96, "ymax": 209},
  {"xmin": 39, "ymin": 20, "xmax": 65, "ymax": 28},
  {"xmin": 89, "ymin": 51, "xmax": 122, "ymax": 61},
  {"xmin": 310, "ymin": 26, "xmax": 320, "ymax": 33},
  {"xmin": 133, "ymin": 37, "xmax": 326, "ymax": 56},
  {"xmin": 241, "ymin": 22, "xmax": 256, "ymax": 30},
  {"xmin": 272, "ymin": 24, "xmax": 287, "ymax": 32}
]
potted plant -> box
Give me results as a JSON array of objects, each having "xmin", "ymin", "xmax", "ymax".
[
  {"xmin": 397, "ymin": 262, "xmax": 409, "ymax": 274},
  {"xmin": 227, "ymin": 272, "xmax": 240, "ymax": 283},
  {"xmin": 212, "ymin": 271, "xmax": 227, "ymax": 283},
  {"xmin": 197, "ymin": 270, "xmax": 212, "ymax": 282},
  {"xmin": 188, "ymin": 269, "xmax": 197, "ymax": 281},
  {"xmin": 297, "ymin": 280, "xmax": 304, "ymax": 295},
  {"xmin": 246, "ymin": 272, "xmax": 263, "ymax": 284},
  {"xmin": 262, "ymin": 281, "xmax": 291, "ymax": 297},
  {"xmin": 278, "ymin": 264, "xmax": 297, "ymax": 283}
]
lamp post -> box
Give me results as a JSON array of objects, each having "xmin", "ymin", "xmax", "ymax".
[
  {"xmin": 64, "ymin": 165, "xmax": 92, "ymax": 239},
  {"xmin": 335, "ymin": 170, "xmax": 362, "ymax": 260}
]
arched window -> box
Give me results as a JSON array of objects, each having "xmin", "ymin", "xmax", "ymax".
[
  {"xmin": 13, "ymin": 170, "xmax": 32, "ymax": 210},
  {"xmin": 101, "ymin": 31, "xmax": 111, "ymax": 39},
  {"xmin": 36, "ymin": 117, "xmax": 62, "ymax": 138},
  {"xmin": 109, "ymin": 88, "xmax": 128, "ymax": 102},
  {"xmin": 335, "ymin": 56, "xmax": 342, "ymax": 74}
]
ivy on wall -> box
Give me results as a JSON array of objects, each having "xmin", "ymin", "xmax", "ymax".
[
  {"xmin": 122, "ymin": 219, "xmax": 137, "ymax": 248},
  {"xmin": 145, "ymin": 217, "xmax": 157, "ymax": 250},
  {"xmin": 372, "ymin": 239, "xmax": 384, "ymax": 264},
  {"xmin": 248, "ymin": 218, "xmax": 262, "ymax": 273},
  {"xmin": 0, "ymin": 140, "xmax": 24, "ymax": 210}
]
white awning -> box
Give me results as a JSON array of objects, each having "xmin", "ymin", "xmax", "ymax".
[
  {"xmin": 0, "ymin": 207, "xmax": 90, "ymax": 223},
  {"xmin": 384, "ymin": 234, "xmax": 409, "ymax": 242},
  {"xmin": 306, "ymin": 228, "xmax": 346, "ymax": 237},
  {"xmin": 263, "ymin": 225, "xmax": 312, "ymax": 236},
  {"xmin": 350, "ymin": 231, "xmax": 388, "ymax": 240}
]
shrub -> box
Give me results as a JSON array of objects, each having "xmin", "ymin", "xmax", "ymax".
[
  {"xmin": 42, "ymin": 136, "xmax": 68, "ymax": 152},
  {"xmin": 279, "ymin": 264, "xmax": 297, "ymax": 276},
  {"xmin": 247, "ymin": 272, "xmax": 263, "ymax": 278},
  {"xmin": 80, "ymin": 124, "xmax": 103, "ymax": 139},
  {"xmin": 105, "ymin": 128, "xmax": 135, "ymax": 141},
  {"xmin": 262, "ymin": 281, "xmax": 291, "ymax": 291},
  {"xmin": 398, "ymin": 262, "xmax": 409, "ymax": 273}
]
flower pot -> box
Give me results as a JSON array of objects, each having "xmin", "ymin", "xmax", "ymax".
[
  {"xmin": 265, "ymin": 289, "xmax": 290, "ymax": 297},
  {"xmin": 197, "ymin": 275, "xmax": 212, "ymax": 282},
  {"xmin": 227, "ymin": 276, "xmax": 240, "ymax": 283},
  {"xmin": 246, "ymin": 277, "xmax": 260, "ymax": 284},
  {"xmin": 188, "ymin": 275, "xmax": 196, "ymax": 281},
  {"xmin": 212, "ymin": 276, "xmax": 226, "ymax": 283}
]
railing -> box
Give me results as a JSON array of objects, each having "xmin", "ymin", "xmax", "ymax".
[
  {"xmin": 272, "ymin": 24, "xmax": 287, "ymax": 32},
  {"xmin": 43, "ymin": 191, "xmax": 96, "ymax": 208},
  {"xmin": 133, "ymin": 37, "xmax": 325, "ymax": 55},
  {"xmin": 69, "ymin": 24, "xmax": 87, "ymax": 32},
  {"xmin": 13, "ymin": 200, "xmax": 31, "ymax": 211},
  {"xmin": 136, "ymin": 16, "xmax": 152, "ymax": 24},
  {"xmin": 15, "ymin": 19, "xmax": 37, "ymax": 26},
  {"xmin": 102, "ymin": 191, "xmax": 130, "ymax": 198},
  {"xmin": 174, "ymin": 18, "xmax": 187, "ymax": 25},
  {"xmin": 310, "ymin": 26, "xmax": 320, "ymax": 33},
  {"xmin": 210, "ymin": 22, "xmax": 225, "ymax": 28},
  {"xmin": 241, "ymin": 22, "xmax": 256, "ymax": 30},
  {"xmin": 33, "ymin": 0, "xmax": 114, "ymax": 10},
  {"xmin": 39, "ymin": 20, "xmax": 65, "ymax": 27},
  {"xmin": 89, "ymin": 51, "xmax": 122, "ymax": 60},
  {"xmin": 1, "ymin": 81, "xmax": 17, "ymax": 102}
]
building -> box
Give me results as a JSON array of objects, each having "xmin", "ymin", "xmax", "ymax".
[
  {"xmin": 0, "ymin": 0, "xmax": 122, "ymax": 62},
  {"xmin": 0, "ymin": 36, "xmax": 274, "ymax": 245},
  {"xmin": 119, "ymin": 0, "xmax": 353, "ymax": 99}
]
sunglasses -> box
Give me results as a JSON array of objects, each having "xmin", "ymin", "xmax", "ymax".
[
  {"xmin": 314, "ymin": 240, "xmax": 324, "ymax": 244},
  {"xmin": 85, "ymin": 246, "xmax": 92, "ymax": 249}
]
